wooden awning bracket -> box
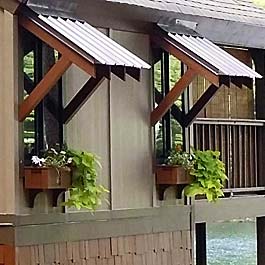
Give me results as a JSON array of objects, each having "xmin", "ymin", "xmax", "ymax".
[
  {"xmin": 24, "ymin": 73, "xmax": 59, "ymax": 120},
  {"xmin": 151, "ymin": 68, "xmax": 196, "ymax": 126},
  {"xmin": 155, "ymin": 89, "xmax": 185, "ymax": 126},
  {"xmin": 19, "ymin": 12, "xmax": 141, "ymax": 123},
  {"xmin": 155, "ymin": 83, "xmax": 220, "ymax": 128},
  {"xmin": 150, "ymin": 32, "xmax": 226, "ymax": 127},
  {"xmin": 183, "ymin": 84, "xmax": 219, "ymax": 127}
]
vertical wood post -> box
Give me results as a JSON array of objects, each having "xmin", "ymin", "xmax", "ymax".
[
  {"xmin": 163, "ymin": 51, "xmax": 172, "ymax": 153},
  {"xmin": 196, "ymin": 222, "xmax": 207, "ymax": 265},
  {"xmin": 251, "ymin": 49, "xmax": 265, "ymax": 186},
  {"xmin": 0, "ymin": 9, "xmax": 20, "ymax": 214},
  {"xmin": 257, "ymin": 217, "xmax": 265, "ymax": 265}
]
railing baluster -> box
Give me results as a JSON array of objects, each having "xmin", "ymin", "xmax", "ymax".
[
  {"xmin": 231, "ymin": 126, "xmax": 234, "ymax": 188},
  {"xmin": 194, "ymin": 124, "xmax": 198, "ymax": 149},
  {"xmin": 202, "ymin": 124, "xmax": 205, "ymax": 151},
  {"xmin": 236, "ymin": 126, "xmax": 243, "ymax": 188},
  {"xmin": 249, "ymin": 126, "xmax": 254, "ymax": 187},
  {"xmin": 243, "ymin": 126, "xmax": 248, "ymax": 187},
  {"xmin": 208, "ymin": 124, "xmax": 212, "ymax": 150},
  {"xmin": 253, "ymin": 127, "xmax": 259, "ymax": 187}
]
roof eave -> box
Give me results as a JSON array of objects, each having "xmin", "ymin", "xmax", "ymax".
[{"xmin": 26, "ymin": 0, "xmax": 265, "ymax": 49}]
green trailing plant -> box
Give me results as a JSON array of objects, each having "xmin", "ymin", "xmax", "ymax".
[
  {"xmin": 184, "ymin": 150, "xmax": 228, "ymax": 202},
  {"xmin": 65, "ymin": 149, "xmax": 109, "ymax": 210}
]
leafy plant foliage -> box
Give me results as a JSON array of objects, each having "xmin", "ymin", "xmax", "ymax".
[
  {"xmin": 184, "ymin": 150, "xmax": 228, "ymax": 202},
  {"xmin": 65, "ymin": 149, "xmax": 108, "ymax": 210}
]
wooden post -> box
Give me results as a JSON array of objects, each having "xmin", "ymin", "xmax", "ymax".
[
  {"xmin": 163, "ymin": 51, "xmax": 172, "ymax": 152},
  {"xmin": 254, "ymin": 52, "xmax": 265, "ymax": 262},
  {"xmin": 151, "ymin": 68, "xmax": 196, "ymax": 126},
  {"xmin": 0, "ymin": 8, "xmax": 19, "ymax": 214},
  {"xmin": 257, "ymin": 217, "xmax": 265, "ymax": 265},
  {"xmin": 251, "ymin": 50, "xmax": 265, "ymax": 186},
  {"xmin": 196, "ymin": 222, "xmax": 207, "ymax": 265}
]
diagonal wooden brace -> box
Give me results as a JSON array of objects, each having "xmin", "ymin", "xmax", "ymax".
[
  {"xmin": 19, "ymin": 56, "xmax": 71, "ymax": 122},
  {"xmin": 151, "ymin": 68, "xmax": 196, "ymax": 126},
  {"xmin": 184, "ymin": 84, "xmax": 220, "ymax": 127},
  {"xmin": 24, "ymin": 72, "xmax": 59, "ymax": 120},
  {"xmin": 63, "ymin": 66, "xmax": 110, "ymax": 124},
  {"xmin": 155, "ymin": 89, "xmax": 185, "ymax": 127}
]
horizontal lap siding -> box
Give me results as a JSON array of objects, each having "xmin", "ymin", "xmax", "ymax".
[{"xmin": 16, "ymin": 231, "xmax": 192, "ymax": 265}]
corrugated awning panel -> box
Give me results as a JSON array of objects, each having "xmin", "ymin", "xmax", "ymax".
[
  {"xmin": 35, "ymin": 14, "xmax": 150, "ymax": 69},
  {"xmin": 167, "ymin": 32, "xmax": 262, "ymax": 79}
]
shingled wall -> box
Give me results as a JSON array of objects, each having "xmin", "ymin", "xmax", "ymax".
[{"xmin": 16, "ymin": 231, "xmax": 192, "ymax": 265}]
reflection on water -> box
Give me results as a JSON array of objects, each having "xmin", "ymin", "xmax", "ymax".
[{"xmin": 207, "ymin": 222, "xmax": 256, "ymax": 265}]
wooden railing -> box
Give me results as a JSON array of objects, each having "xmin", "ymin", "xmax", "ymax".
[{"xmin": 193, "ymin": 119, "xmax": 265, "ymax": 189}]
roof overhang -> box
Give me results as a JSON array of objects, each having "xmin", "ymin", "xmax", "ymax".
[
  {"xmin": 151, "ymin": 26, "xmax": 262, "ymax": 127},
  {"xmin": 26, "ymin": 0, "xmax": 265, "ymax": 49}
]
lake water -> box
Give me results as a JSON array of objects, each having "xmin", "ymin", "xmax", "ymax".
[{"xmin": 207, "ymin": 222, "xmax": 256, "ymax": 265}]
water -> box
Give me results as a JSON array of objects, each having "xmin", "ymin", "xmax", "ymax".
[{"xmin": 207, "ymin": 222, "xmax": 256, "ymax": 265}]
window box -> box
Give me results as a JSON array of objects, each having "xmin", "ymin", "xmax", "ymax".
[
  {"xmin": 156, "ymin": 165, "xmax": 190, "ymax": 185},
  {"xmin": 24, "ymin": 166, "xmax": 71, "ymax": 189}
]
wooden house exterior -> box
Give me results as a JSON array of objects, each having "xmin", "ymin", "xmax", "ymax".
[{"xmin": 0, "ymin": 0, "xmax": 265, "ymax": 264}]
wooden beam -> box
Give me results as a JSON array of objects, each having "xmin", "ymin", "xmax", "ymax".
[
  {"xmin": 19, "ymin": 56, "xmax": 71, "ymax": 122},
  {"xmin": 24, "ymin": 73, "xmax": 60, "ymax": 120},
  {"xmin": 257, "ymin": 216, "xmax": 265, "ymax": 265},
  {"xmin": 111, "ymin": 65, "xmax": 126, "ymax": 81},
  {"xmin": 63, "ymin": 67, "xmax": 110, "ymax": 124},
  {"xmin": 19, "ymin": 16, "xmax": 96, "ymax": 77},
  {"xmin": 126, "ymin": 67, "xmax": 141, "ymax": 81},
  {"xmin": 184, "ymin": 84, "xmax": 219, "ymax": 127},
  {"xmin": 151, "ymin": 68, "xmax": 196, "ymax": 126},
  {"xmin": 155, "ymin": 89, "xmax": 184, "ymax": 127},
  {"xmin": 151, "ymin": 35, "xmax": 219, "ymax": 86},
  {"xmin": 196, "ymin": 223, "xmax": 207, "ymax": 265}
]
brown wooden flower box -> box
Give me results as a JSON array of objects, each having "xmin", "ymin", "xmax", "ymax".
[
  {"xmin": 24, "ymin": 167, "xmax": 71, "ymax": 189},
  {"xmin": 156, "ymin": 165, "xmax": 191, "ymax": 185}
]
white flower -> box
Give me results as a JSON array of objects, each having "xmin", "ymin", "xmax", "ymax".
[
  {"xmin": 60, "ymin": 151, "xmax": 66, "ymax": 155},
  {"xmin": 32, "ymin": 156, "xmax": 45, "ymax": 167},
  {"xmin": 67, "ymin": 157, "xmax": 73, "ymax": 164},
  {"xmin": 50, "ymin": 148, "xmax": 58, "ymax": 155}
]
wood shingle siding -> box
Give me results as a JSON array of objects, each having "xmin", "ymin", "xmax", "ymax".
[{"xmin": 16, "ymin": 231, "xmax": 193, "ymax": 265}]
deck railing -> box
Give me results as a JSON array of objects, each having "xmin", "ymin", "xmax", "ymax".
[{"xmin": 193, "ymin": 119, "xmax": 265, "ymax": 190}]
